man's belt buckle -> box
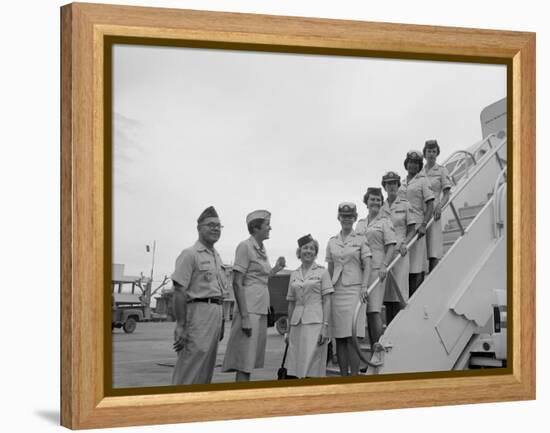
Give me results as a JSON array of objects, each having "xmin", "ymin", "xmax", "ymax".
[
  {"xmin": 189, "ymin": 297, "xmax": 222, "ymax": 305},
  {"xmin": 206, "ymin": 297, "xmax": 222, "ymax": 304}
]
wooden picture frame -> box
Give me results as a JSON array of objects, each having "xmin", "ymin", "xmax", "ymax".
[{"xmin": 61, "ymin": 2, "xmax": 535, "ymax": 429}]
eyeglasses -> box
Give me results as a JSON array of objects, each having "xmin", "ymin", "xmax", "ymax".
[{"xmin": 200, "ymin": 223, "xmax": 224, "ymax": 230}]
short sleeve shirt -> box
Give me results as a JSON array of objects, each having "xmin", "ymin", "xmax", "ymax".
[
  {"xmin": 233, "ymin": 236, "xmax": 272, "ymax": 315},
  {"xmin": 423, "ymin": 163, "xmax": 452, "ymax": 205},
  {"xmin": 356, "ymin": 216, "xmax": 397, "ymax": 269},
  {"xmin": 286, "ymin": 263, "xmax": 334, "ymax": 325},
  {"xmin": 325, "ymin": 231, "xmax": 372, "ymax": 286},
  {"xmin": 398, "ymin": 172, "xmax": 435, "ymax": 224},
  {"xmin": 380, "ymin": 198, "xmax": 415, "ymax": 244},
  {"xmin": 171, "ymin": 241, "xmax": 228, "ymax": 299}
]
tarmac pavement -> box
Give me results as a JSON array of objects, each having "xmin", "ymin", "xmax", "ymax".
[{"xmin": 112, "ymin": 321, "xmax": 293, "ymax": 388}]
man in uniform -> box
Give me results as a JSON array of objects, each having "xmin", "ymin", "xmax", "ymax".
[{"xmin": 171, "ymin": 206, "xmax": 228, "ymax": 385}]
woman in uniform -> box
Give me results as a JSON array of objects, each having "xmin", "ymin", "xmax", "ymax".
[
  {"xmin": 400, "ymin": 150, "xmax": 435, "ymax": 297},
  {"xmin": 285, "ymin": 234, "xmax": 334, "ymax": 378},
  {"xmin": 222, "ymin": 210, "xmax": 286, "ymax": 382},
  {"xmin": 325, "ymin": 202, "xmax": 372, "ymax": 376},
  {"xmin": 423, "ymin": 139, "xmax": 452, "ymax": 272},
  {"xmin": 356, "ymin": 188, "xmax": 396, "ymax": 345},
  {"xmin": 379, "ymin": 172, "xmax": 416, "ymax": 325}
]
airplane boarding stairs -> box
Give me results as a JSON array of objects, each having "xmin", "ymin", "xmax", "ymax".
[{"xmin": 353, "ymin": 134, "xmax": 507, "ymax": 374}]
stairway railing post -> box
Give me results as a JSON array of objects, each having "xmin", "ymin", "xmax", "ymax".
[{"xmin": 449, "ymin": 202, "xmax": 465, "ymax": 236}]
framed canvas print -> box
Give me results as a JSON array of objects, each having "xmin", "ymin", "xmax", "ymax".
[{"xmin": 60, "ymin": 2, "xmax": 535, "ymax": 429}]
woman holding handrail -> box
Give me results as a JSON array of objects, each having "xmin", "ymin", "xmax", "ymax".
[
  {"xmin": 325, "ymin": 202, "xmax": 372, "ymax": 376},
  {"xmin": 356, "ymin": 188, "xmax": 396, "ymax": 345},
  {"xmin": 379, "ymin": 172, "xmax": 417, "ymax": 325},
  {"xmin": 400, "ymin": 150, "xmax": 435, "ymax": 297},
  {"xmin": 285, "ymin": 234, "xmax": 333, "ymax": 378},
  {"xmin": 422, "ymin": 139, "xmax": 452, "ymax": 272}
]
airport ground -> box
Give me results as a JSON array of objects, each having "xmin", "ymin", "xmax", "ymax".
[{"xmin": 112, "ymin": 321, "xmax": 344, "ymax": 388}]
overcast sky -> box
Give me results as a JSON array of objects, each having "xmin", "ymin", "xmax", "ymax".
[{"xmin": 112, "ymin": 44, "xmax": 506, "ymax": 281}]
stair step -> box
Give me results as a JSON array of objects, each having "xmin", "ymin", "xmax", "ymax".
[
  {"xmin": 443, "ymin": 238, "xmax": 457, "ymax": 255},
  {"xmin": 443, "ymin": 229, "xmax": 463, "ymax": 243},
  {"xmin": 469, "ymin": 357, "xmax": 504, "ymax": 368},
  {"xmin": 458, "ymin": 203, "xmax": 485, "ymax": 218},
  {"xmin": 444, "ymin": 215, "xmax": 475, "ymax": 231}
]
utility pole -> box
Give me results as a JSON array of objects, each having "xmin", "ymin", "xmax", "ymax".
[
  {"xmin": 142, "ymin": 240, "xmax": 156, "ymax": 320},
  {"xmin": 150, "ymin": 240, "xmax": 156, "ymax": 285}
]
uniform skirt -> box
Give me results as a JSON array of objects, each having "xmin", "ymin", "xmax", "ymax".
[
  {"xmin": 410, "ymin": 224, "xmax": 428, "ymax": 273},
  {"xmin": 331, "ymin": 281, "xmax": 365, "ymax": 338},
  {"xmin": 222, "ymin": 312, "xmax": 267, "ymax": 374},
  {"xmin": 384, "ymin": 253, "xmax": 410, "ymax": 303},
  {"xmin": 287, "ymin": 323, "xmax": 328, "ymax": 378},
  {"xmin": 366, "ymin": 269, "xmax": 385, "ymax": 313},
  {"xmin": 171, "ymin": 303, "xmax": 223, "ymax": 385},
  {"xmin": 426, "ymin": 218, "xmax": 444, "ymax": 259}
]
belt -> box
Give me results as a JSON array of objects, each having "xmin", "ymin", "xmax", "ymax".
[{"xmin": 187, "ymin": 297, "xmax": 223, "ymax": 305}]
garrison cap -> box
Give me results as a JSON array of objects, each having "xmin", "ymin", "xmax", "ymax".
[
  {"xmin": 297, "ymin": 234, "xmax": 314, "ymax": 248},
  {"xmin": 423, "ymin": 139, "xmax": 441, "ymax": 155},
  {"xmin": 338, "ymin": 202, "xmax": 357, "ymax": 215},
  {"xmin": 197, "ymin": 206, "xmax": 219, "ymax": 223},
  {"xmin": 363, "ymin": 187, "xmax": 384, "ymax": 205},
  {"xmin": 366, "ymin": 187, "xmax": 383, "ymax": 197},
  {"xmin": 246, "ymin": 209, "xmax": 271, "ymax": 225}
]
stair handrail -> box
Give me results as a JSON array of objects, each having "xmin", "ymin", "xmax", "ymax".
[
  {"xmin": 442, "ymin": 134, "xmax": 496, "ymax": 184},
  {"xmin": 439, "ymin": 137, "xmax": 505, "ymax": 205},
  {"xmin": 492, "ymin": 167, "xmax": 507, "ymax": 238},
  {"xmin": 425, "ymin": 136, "xmax": 506, "ymax": 237},
  {"xmin": 444, "ymin": 150, "xmax": 477, "ymax": 185},
  {"xmin": 351, "ymin": 136, "xmax": 506, "ymax": 367}
]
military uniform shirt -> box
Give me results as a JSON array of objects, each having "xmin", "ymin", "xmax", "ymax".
[
  {"xmin": 171, "ymin": 241, "xmax": 228, "ymax": 299},
  {"xmin": 398, "ymin": 171, "xmax": 435, "ymax": 224},
  {"xmin": 233, "ymin": 236, "xmax": 272, "ymax": 315},
  {"xmin": 380, "ymin": 198, "xmax": 415, "ymax": 245},
  {"xmin": 286, "ymin": 263, "xmax": 334, "ymax": 326},
  {"xmin": 423, "ymin": 163, "xmax": 452, "ymax": 205},
  {"xmin": 356, "ymin": 216, "xmax": 397, "ymax": 269},
  {"xmin": 325, "ymin": 231, "xmax": 372, "ymax": 286}
]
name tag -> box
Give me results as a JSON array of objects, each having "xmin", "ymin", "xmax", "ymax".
[{"xmin": 198, "ymin": 262, "xmax": 214, "ymax": 272}]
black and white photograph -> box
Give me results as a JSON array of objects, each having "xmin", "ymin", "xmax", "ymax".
[
  {"xmin": 111, "ymin": 44, "xmax": 508, "ymax": 388},
  {"xmin": 4, "ymin": 0, "xmax": 547, "ymax": 431}
]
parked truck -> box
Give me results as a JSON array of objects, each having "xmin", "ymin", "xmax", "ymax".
[
  {"xmin": 112, "ymin": 273, "xmax": 144, "ymax": 334},
  {"xmin": 111, "ymin": 292, "xmax": 145, "ymax": 333}
]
